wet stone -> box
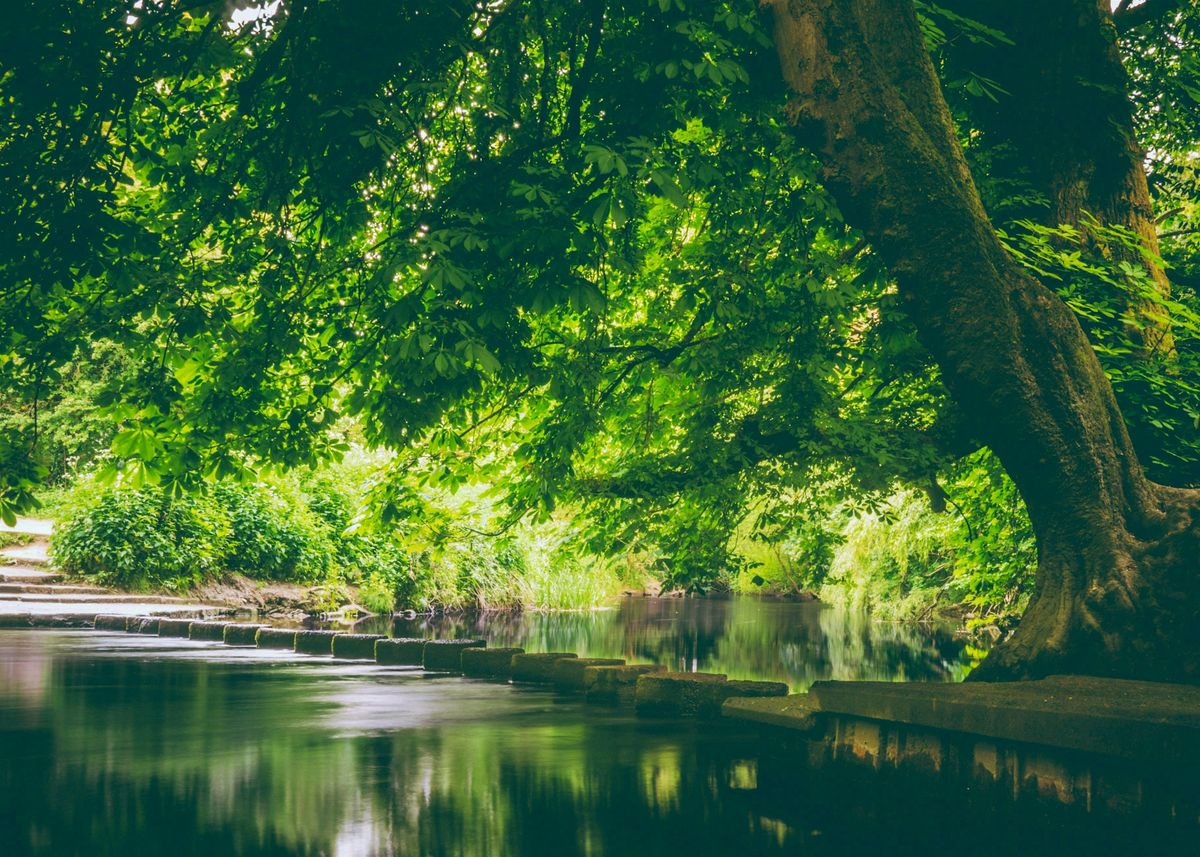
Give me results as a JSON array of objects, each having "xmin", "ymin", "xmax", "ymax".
[
  {"xmin": 256, "ymin": 627, "xmax": 298, "ymax": 649},
  {"xmin": 375, "ymin": 638, "xmax": 427, "ymax": 666},
  {"xmin": 223, "ymin": 624, "xmax": 265, "ymax": 646},
  {"xmin": 294, "ymin": 630, "xmax": 338, "ymax": 655},
  {"xmin": 635, "ymin": 672, "xmax": 728, "ymax": 718},
  {"xmin": 189, "ymin": 621, "xmax": 230, "ymax": 641},
  {"xmin": 583, "ymin": 664, "xmax": 666, "ymax": 705},
  {"xmin": 0, "ymin": 614, "xmax": 34, "ymax": 629},
  {"xmin": 127, "ymin": 616, "xmax": 161, "ymax": 635},
  {"xmin": 461, "ymin": 647, "xmax": 525, "ymax": 679},
  {"xmin": 332, "ymin": 633, "xmax": 385, "ymax": 660},
  {"xmin": 423, "ymin": 639, "xmax": 487, "ymax": 672},
  {"xmin": 157, "ymin": 618, "xmax": 194, "ymax": 638},
  {"xmin": 553, "ymin": 657, "xmax": 626, "ymax": 691},
  {"xmin": 510, "ymin": 652, "xmax": 578, "ymax": 684},
  {"xmin": 94, "ymin": 614, "xmax": 127, "ymax": 632}
]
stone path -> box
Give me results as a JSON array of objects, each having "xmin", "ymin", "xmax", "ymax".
[{"xmin": 0, "ymin": 524, "xmax": 224, "ymax": 622}]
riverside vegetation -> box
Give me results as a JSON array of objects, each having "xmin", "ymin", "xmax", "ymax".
[{"xmin": 0, "ymin": 1, "xmax": 1197, "ymax": 678}]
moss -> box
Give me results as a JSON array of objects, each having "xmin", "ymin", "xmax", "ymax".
[
  {"xmin": 256, "ymin": 627, "xmax": 298, "ymax": 649},
  {"xmin": 422, "ymin": 639, "xmax": 486, "ymax": 671},
  {"xmin": 157, "ymin": 618, "xmax": 193, "ymax": 638},
  {"xmin": 332, "ymin": 633, "xmax": 385, "ymax": 660},
  {"xmin": 510, "ymin": 652, "xmax": 578, "ymax": 683},
  {"xmin": 461, "ymin": 647, "xmax": 525, "ymax": 678},
  {"xmin": 294, "ymin": 630, "xmax": 337, "ymax": 655},
  {"xmin": 375, "ymin": 637, "xmax": 427, "ymax": 666},
  {"xmin": 223, "ymin": 624, "xmax": 264, "ymax": 646},
  {"xmin": 553, "ymin": 657, "xmax": 625, "ymax": 691},
  {"xmin": 189, "ymin": 621, "xmax": 231, "ymax": 641},
  {"xmin": 634, "ymin": 672, "xmax": 728, "ymax": 718},
  {"xmin": 584, "ymin": 664, "xmax": 666, "ymax": 705}
]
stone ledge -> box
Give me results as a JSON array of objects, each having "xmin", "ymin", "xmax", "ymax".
[
  {"xmin": 808, "ymin": 676, "xmax": 1200, "ymax": 763},
  {"xmin": 722, "ymin": 694, "xmax": 823, "ymax": 732}
]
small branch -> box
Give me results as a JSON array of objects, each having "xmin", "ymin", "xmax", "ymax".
[{"xmin": 1114, "ymin": 0, "xmax": 1183, "ymax": 33}]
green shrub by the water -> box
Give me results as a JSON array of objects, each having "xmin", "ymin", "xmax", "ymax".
[{"xmin": 52, "ymin": 487, "xmax": 228, "ymax": 590}]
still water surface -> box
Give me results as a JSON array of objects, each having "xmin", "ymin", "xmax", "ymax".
[{"xmin": 0, "ymin": 598, "xmax": 1045, "ymax": 857}]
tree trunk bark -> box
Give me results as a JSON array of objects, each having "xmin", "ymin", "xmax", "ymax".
[
  {"xmin": 946, "ymin": 0, "xmax": 1173, "ymax": 353},
  {"xmin": 764, "ymin": 0, "xmax": 1200, "ymax": 682}
]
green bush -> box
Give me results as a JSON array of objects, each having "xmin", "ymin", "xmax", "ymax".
[
  {"xmin": 52, "ymin": 486, "xmax": 228, "ymax": 590},
  {"xmin": 214, "ymin": 482, "xmax": 334, "ymax": 582}
]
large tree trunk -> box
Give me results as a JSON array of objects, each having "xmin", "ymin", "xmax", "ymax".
[
  {"xmin": 945, "ymin": 0, "xmax": 1174, "ymax": 353},
  {"xmin": 764, "ymin": 0, "xmax": 1200, "ymax": 682}
]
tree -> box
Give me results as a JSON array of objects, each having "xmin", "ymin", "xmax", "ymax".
[
  {"xmin": 0, "ymin": 0, "xmax": 1197, "ymax": 681},
  {"xmin": 765, "ymin": 0, "xmax": 1199, "ymax": 681}
]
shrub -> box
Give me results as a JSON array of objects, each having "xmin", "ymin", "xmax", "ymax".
[
  {"xmin": 214, "ymin": 482, "xmax": 334, "ymax": 582},
  {"xmin": 52, "ymin": 485, "xmax": 228, "ymax": 590}
]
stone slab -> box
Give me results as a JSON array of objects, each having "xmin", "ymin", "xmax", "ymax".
[
  {"xmin": 721, "ymin": 694, "xmax": 824, "ymax": 732},
  {"xmin": 223, "ymin": 624, "xmax": 265, "ymax": 646},
  {"xmin": 126, "ymin": 616, "xmax": 161, "ymax": 635},
  {"xmin": 256, "ymin": 628, "xmax": 298, "ymax": 649},
  {"xmin": 510, "ymin": 652, "xmax": 578, "ymax": 683},
  {"xmin": 553, "ymin": 657, "xmax": 626, "ymax": 691},
  {"xmin": 294, "ymin": 630, "xmax": 337, "ymax": 655},
  {"xmin": 158, "ymin": 618, "xmax": 194, "ymax": 638},
  {"xmin": 332, "ymin": 633, "xmax": 386, "ymax": 660},
  {"xmin": 189, "ymin": 621, "xmax": 231, "ymax": 641},
  {"xmin": 93, "ymin": 614, "xmax": 128, "ymax": 631},
  {"xmin": 635, "ymin": 672, "xmax": 728, "ymax": 717},
  {"xmin": 375, "ymin": 637, "xmax": 426, "ymax": 666},
  {"xmin": 461, "ymin": 647, "xmax": 525, "ymax": 678},
  {"xmin": 422, "ymin": 639, "xmax": 486, "ymax": 671},
  {"xmin": 808, "ymin": 676, "xmax": 1200, "ymax": 763},
  {"xmin": 583, "ymin": 664, "xmax": 666, "ymax": 704}
]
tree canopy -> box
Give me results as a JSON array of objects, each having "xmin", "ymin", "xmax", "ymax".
[{"xmin": 2, "ymin": 1, "xmax": 1199, "ymax": 675}]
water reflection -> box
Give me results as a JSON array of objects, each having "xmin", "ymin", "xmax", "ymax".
[
  {"xmin": 0, "ymin": 632, "xmax": 799, "ymax": 856},
  {"xmin": 360, "ymin": 597, "xmax": 974, "ymax": 689},
  {"xmin": 0, "ymin": 624, "xmax": 1174, "ymax": 857}
]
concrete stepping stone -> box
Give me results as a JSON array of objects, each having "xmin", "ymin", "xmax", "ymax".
[
  {"xmin": 553, "ymin": 657, "xmax": 626, "ymax": 691},
  {"xmin": 583, "ymin": 664, "xmax": 666, "ymax": 704},
  {"xmin": 158, "ymin": 618, "xmax": 194, "ymax": 638},
  {"xmin": 461, "ymin": 647, "xmax": 525, "ymax": 678},
  {"xmin": 510, "ymin": 652, "xmax": 578, "ymax": 683},
  {"xmin": 423, "ymin": 639, "xmax": 486, "ymax": 671},
  {"xmin": 126, "ymin": 616, "xmax": 161, "ymax": 634},
  {"xmin": 256, "ymin": 628, "xmax": 298, "ymax": 649},
  {"xmin": 189, "ymin": 621, "xmax": 232, "ymax": 641},
  {"xmin": 375, "ymin": 638, "xmax": 427, "ymax": 666},
  {"xmin": 223, "ymin": 624, "xmax": 265, "ymax": 646},
  {"xmin": 294, "ymin": 630, "xmax": 337, "ymax": 655},
  {"xmin": 332, "ymin": 633, "xmax": 385, "ymax": 660},
  {"xmin": 94, "ymin": 614, "xmax": 128, "ymax": 631},
  {"xmin": 635, "ymin": 672, "xmax": 728, "ymax": 717}
]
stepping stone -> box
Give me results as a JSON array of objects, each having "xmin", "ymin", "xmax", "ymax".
[
  {"xmin": 189, "ymin": 621, "xmax": 231, "ymax": 641},
  {"xmin": 375, "ymin": 638, "xmax": 427, "ymax": 666},
  {"xmin": 461, "ymin": 647, "xmax": 525, "ymax": 679},
  {"xmin": 332, "ymin": 633, "xmax": 385, "ymax": 660},
  {"xmin": 94, "ymin": 614, "xmax": 128, "ymax": 631},
  {"xmin": 256, "ymin": 628, "xmax": 298, "ymax": 649},
  {"xmin": 553, "ymin": 657, "xmax": 626, "ymax": 691},
  {"xmin": 126, "ymin": 616, "xmax": 161, "ymax": 635},
  {"xmin": 223, "ymin": 624, "xmax": 265, "ymax": 646},
  {"xmin": 158, "ymin": 618, "xmax": 194, "ymax": 638},
  {"xmin": 0, "ymin": 583, "xmax": 108, "ymax": 595},
  {"xmin": 510, "ymin": 652, "xmax": 578, "ymax": 683},
  {"xmin": 294, "ymin": 630, "xmax": 338, "ymax": 655},
  {"xmin": 635, "ymin": 672, "xmax": 729, "ymax": 717},
  {"xmin": 584, "ymin": 664, "xmax": 666, "ymax": 704},
  {"xmin": 423, "ymin": 639, "xmax": 486, "ymax": 671}
]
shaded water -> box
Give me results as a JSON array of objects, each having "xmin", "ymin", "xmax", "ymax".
[
  {"xmin": 360, "ymin": 596, "xmax": 975, "ymax": 690},
  {"xmin": 1, "ymin": 600, "xmax": 1160, "ymax": 856}
]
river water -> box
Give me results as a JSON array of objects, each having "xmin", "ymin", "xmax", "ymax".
[{"xmin": 0, "ymin": 597, "xmax": 1158, "ymax": 856}]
